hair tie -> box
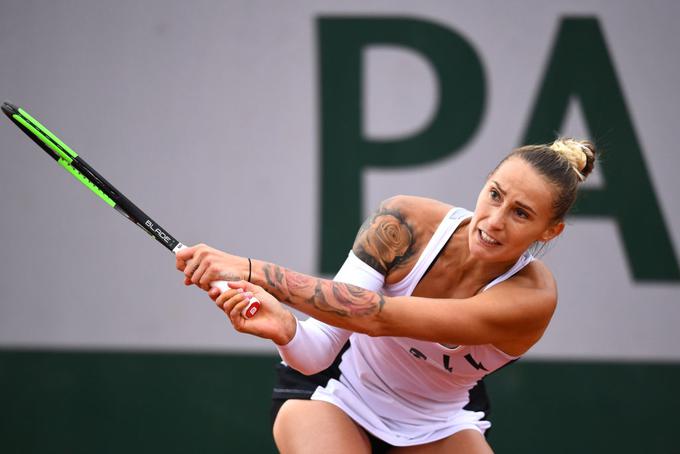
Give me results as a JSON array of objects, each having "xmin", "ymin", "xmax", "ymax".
[{"xmin": 550, "ymin": 139, "xmax": 588, "ymax": 177}]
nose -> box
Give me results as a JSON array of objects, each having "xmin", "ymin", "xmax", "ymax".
[{"xmin": 486, "ymin": 207, "xmax": 505, "ymax": 231}]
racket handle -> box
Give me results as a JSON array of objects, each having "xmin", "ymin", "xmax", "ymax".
[
  {"xmin": 209, "ymin": 280, "xmax": 261, "ymax": 319},
  {"xmin": 174, "ymin": 244, "xmax": 260, "ymax": 319}
]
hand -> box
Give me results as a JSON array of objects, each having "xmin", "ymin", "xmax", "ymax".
[
  {"xmin": 176, "ymin": 243, "xmax": 249, "ymax": 291},
  {"xmin": 211, "ymin": 281, "xmax": 297, "ymax": 346}
]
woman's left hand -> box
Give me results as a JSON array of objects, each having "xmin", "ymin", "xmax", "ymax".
[
  {"xmin": 176, "ymin": 243, "xmax": 249, "ymax": 291},
  {"xmin": 211, "ymin": 281, "xmax": 297, "ymax": 345}
]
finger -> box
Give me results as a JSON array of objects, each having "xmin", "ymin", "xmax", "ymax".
[
  {"xmin": 229, "ymin": 280, "xmax": 264, "ymax": 295},
  {"xmin": 199, "ymin": 263, "xmax": 222, "ymax": 288},
  {"xmin": 183, "ymin": 258, "xmax": 200, "ymax": 279},
  {"xmin": 208, "ymin": 287, "xmax": 221, "ymax": 301},
  {"xmin": 182, "ymin": 245, "xmax": 211, "ymax": 276},
  {"xmin": 223, "ymin": 295, "xmax": 247, "ymax": 318},
  {"xmin": 216, "ymin": 288, "xmax": 243, "ymax": 306},
  {"xmin": 227, "ymin": 291, "xmax": 253, "ymax": 318},
  {"xmin": 227, "ymin": 281, "xmax": 249, "ymax": 291},
  {"xmin": 175, "ymin": 245, "xmax": 197, "ymax": 261},
  {"xmin": 176, "ymin": 257, "xmax": 187, "ymax": 271},
  {"xmin": 229, "ymin": 300, "xmax": 250, "ymax": 328},
  {"xmin": 219, "ymin": 292, "xmax": 247, "ymax": 313},
  {"xmin": 191, "ymin": 259, "xmax": 211, "ymax": 286},
  {"xmin": 184, "ymin": 276, "xmax": 192, "ymax": 286},
  {"xmin": 194, "ymin": 245, "xmax": 211, "ymax": 262}
]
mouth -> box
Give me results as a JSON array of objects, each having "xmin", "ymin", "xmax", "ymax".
[{"xmin": 478, "ymin": 228, "xmax": 501, "ymax": 246}]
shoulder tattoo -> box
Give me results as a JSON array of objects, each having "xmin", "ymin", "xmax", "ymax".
[{"xmin": 353, "ymin": 206, "xmax": 417, "ymax": 275}]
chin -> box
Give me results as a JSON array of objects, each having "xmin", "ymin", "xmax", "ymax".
[
  {"xmin": 468, "ymin": 239, "xmax": 499, "ymax": 260},
  {"xmin": 470, "ymin": 236, "xmax": 521, "ymax": 264},
  {"xmin": 470, "ymin": 245, "xmax": 503, "ymax": 262}
]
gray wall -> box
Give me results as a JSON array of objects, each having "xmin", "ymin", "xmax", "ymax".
[
  {"xmin": 1, "ymin": 1, "xmax": 679, "ymax": 452},
  {"xmin": 2, "ymin": 0, "xmax": 678, "ymax": 360}
]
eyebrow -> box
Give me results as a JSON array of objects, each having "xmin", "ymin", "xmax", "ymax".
[{"xmin": 491, "ymin": 180, "xmax": 537, "ymax": 215}]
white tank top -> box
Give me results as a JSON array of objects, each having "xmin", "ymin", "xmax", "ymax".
[{"xmin": 312, "ymin": 207, "xmax": 535, "ymax": 446}]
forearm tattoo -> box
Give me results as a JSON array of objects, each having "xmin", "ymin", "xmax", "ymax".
[
  {"xmin": 219, "ymin": 272, "xmax": 242, "ymax": 281},
  {"xmin": 352, "ymin": 205, "xmax": 416, "ymax": 275},
  {"xmin": 261, "ymin": 263, "xmax": 385, "ymax": 318}
]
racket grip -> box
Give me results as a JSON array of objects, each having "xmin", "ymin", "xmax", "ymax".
[
  {"xmin": 174, "ymin": 243, "xmax": 260, "ymax": 319},
  {"xmin": 209, "ymin": 280, "xmax": 261, "ymax": 319}
]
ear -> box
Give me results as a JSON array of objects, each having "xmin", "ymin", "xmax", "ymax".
[{"xmin": 539, "ymin": 221, "xmax": 564, "ymax": 242}]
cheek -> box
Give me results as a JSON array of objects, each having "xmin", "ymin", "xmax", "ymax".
[
  {"xmin": 474, "ymin": 187, "xmax": 487, "ymax": 207},
  {"xmin": 502, "ymin": 220, "xmax": 538, "ymax": 246},
  {"xmin": 474, "ymin": 194, "xmax": 490, "ymax": 217},
  {"xmin": 515, "ymin": 223, "xmax": 548, "ymax": 246}
]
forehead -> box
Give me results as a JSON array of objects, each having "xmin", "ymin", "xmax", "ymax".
[{"xmin": 489, "ymin": 157, "xmax": 556, "ymax": 212}]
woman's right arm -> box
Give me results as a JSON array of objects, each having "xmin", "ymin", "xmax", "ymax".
[
  {"xmin": 210, "ymin": 197, "xmax": 426, "ymax": 373},
  {"xmin": 182, "ymin": 196, "xmax": 440, "ymax": 342}
]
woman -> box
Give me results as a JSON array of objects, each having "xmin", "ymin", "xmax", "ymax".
[{"xmin": 177, "ymin": 138, "xmax": 596, "ymax": 453}]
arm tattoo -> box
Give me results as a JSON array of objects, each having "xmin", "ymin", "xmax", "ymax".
[
  {"xmin": 353, "ymin": 205, "xmax": 416, "ymax": 275},
  {"xmin": 260, "ymin": 263, "xmax": 386, "ymax": 318},
  {"xmin": 219, "ymin": 272, "xmax": 242, "ymax": 281}
]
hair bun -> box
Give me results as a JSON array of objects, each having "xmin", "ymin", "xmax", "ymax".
[{"xmin": 549, "ymin": 138, "xmax": 597, "ymax": 181}]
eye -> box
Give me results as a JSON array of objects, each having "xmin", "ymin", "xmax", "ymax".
[
  {"xmin": 489, "ymin": 188, "xmax": 500, "ymax": 201},
  {"xmin": 515, "ymin": 208, "xmax": 529, "ymax": 219}
]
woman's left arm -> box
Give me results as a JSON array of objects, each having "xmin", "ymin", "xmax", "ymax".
[
  {"xmin": 248, "ymin": 259, "xmax": 556, "ymax": 346},
  {"xmin": 178, "ymin": 246, "xmax": 556, "ymax": 346},
  {"xmin": 376, "ymin": 267, "xmax": 557, "ymax": 346}
]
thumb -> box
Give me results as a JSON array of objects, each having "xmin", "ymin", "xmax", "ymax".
[
  {"xmin": 175, "ymin": 244, "xmax": 196, "ymax": 260},
  {"xmin": 227, "ymin": 280, "xmax": 251, "ymax": 291}
]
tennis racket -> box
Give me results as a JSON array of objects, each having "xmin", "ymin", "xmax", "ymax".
[{"xmin": 2, "ymin": 101, "xmax": 260, "ymax": 319}]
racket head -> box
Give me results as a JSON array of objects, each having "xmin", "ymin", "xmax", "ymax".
[
  {"xmin": 3, "ymin": 102, "xmax": 78, "ymax": 163},
  {"xmin": 3, "ymin": 101, "xmax": 181, "ymax": 252},
  {"xmin": 3, "ymin": 101, "xmax": 117, "ymax": 207}
]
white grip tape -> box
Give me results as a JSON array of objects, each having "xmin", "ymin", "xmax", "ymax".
[
  {"xmin": 175, "ymin": 243, "xmax": 260, "ymax": 319},
  {"xmin": 209, "ymin": 280, "xmax": 261, "ymax": 319}
]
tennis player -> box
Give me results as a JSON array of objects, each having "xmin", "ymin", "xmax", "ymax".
[{"xmin": 177, "ymin": 138, "xmax": 596, "ymax": 453}]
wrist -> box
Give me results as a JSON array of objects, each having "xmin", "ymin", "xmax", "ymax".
[
  {"xmin": 249, "ymin": 258, "xmax": 262, "ymax": 286},
  {"xmin": 250, "ymin": 259, "xmax": 289, "ymax": 303},
  {"xmin": 273, "ymin": 311, "xmax": 297, "ymax": 346},
  {"xmin": 250, "ymin": 259, "xmax": 275, "ymax": 293}
]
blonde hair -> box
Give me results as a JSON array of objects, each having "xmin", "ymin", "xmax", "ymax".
[{"xmin": 549, "ymin": 138, "xmax": 596, "ymax": 181}]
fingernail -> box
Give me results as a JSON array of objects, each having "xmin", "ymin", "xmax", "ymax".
[{"xmin": 244, "ymin": 292, "xmax": 253, "ymax": 299}]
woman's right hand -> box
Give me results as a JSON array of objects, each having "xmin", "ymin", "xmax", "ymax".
[{"xmin": 209, "ymin": 281, "xmax": 297, "ymax": 346}]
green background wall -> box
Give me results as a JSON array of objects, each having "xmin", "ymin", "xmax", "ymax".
[{"xmin": 1, "ymin": 351, "xmax": 677, "ymax": 453}]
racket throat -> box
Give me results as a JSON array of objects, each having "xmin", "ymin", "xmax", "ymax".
[{"xmin": 114, "ymin": 205, "xmax": 179, "ymax": 252}]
